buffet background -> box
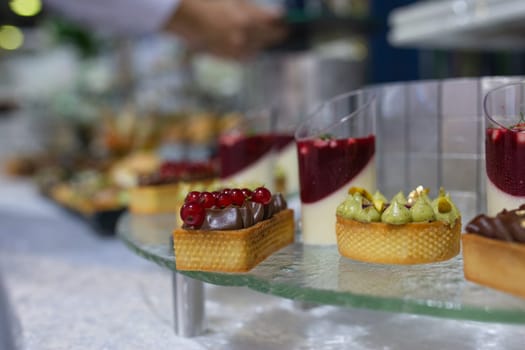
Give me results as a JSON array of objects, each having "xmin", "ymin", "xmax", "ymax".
[
  {"xmin": 3, "ymin": 0, "xmax": 525, "ymax": 226},
  {"xmin": 2, "ymin": 1, "xmax": 525, "ymax": 349}
]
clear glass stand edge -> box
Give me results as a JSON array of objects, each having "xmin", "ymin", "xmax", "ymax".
[{"xmin": 117, "ymin": 212, "xmax": 525, "ymax": 325}]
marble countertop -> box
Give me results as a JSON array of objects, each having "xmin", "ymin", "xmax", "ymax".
[{"xmin": 0, "ymin": 177, "xmax": 524, "ymax": 350}]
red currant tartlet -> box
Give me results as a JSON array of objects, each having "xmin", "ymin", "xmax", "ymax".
[{"xmin": 173, "ymin": 187, "xmax": 295, "ymax": 272}]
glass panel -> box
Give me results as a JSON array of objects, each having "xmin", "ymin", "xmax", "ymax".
[
  {"xmin": 375, "ymin": 84, "xmax": 408, "ymax": 195},
  {"xmin": 118, "ymin": 213, "xmax": 525, "ymax": 324}
]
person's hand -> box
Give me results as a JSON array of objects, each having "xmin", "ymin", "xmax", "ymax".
[{"xmin": 165, "ymin": 0, "xmax": 287, "ymax": 60}]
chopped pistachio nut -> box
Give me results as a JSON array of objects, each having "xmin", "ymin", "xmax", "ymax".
[
  {"xmin": 372, "ymin": 190, "xmax": 388, "ymax": 203},
  {"xmin": 373, "ymin": 199, "xmax": 386, "ymax": 213},
  {"xmin": 437, "ymin": 198, "xmax": 452, "ymax": 213},
  {"xmin": 407, "ymin": 185, "xmax": 430, "ymax": 206},
  {"xmin": 432, "ymin": 193, "xmax": 459, "ymax": 227},
  {"xmin": 371, "ymin": 190, "xmax": 387, "ymax": 212},
  {"xmin": 348, "ymin": 187, "xmax": 373, "ymax": 202}
]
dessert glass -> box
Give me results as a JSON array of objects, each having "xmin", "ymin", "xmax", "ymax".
[
  {"xmin": 483, "ymin": 82, "xmax": 525, "ymax": 216},
  {"xmin": 219, "ymin": 108, "xmax": 276, "ymax": 190},
  {"xmin": 274, "ymin": 111, "xmax": 301, "ymax": 196},
  {"xmin": 295, "ymin": 90, "xmax": 376, "ymax": 245}
]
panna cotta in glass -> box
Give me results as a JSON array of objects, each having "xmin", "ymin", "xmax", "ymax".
[
  {"xmin": 219, "ymin": 111, "xmax": 275, "ymax": 190},
  {"xmin": 219, "ymin": 133, "xmax": 275, "ymax": 189},
  {"xmin": 484, "ymin": 83, "xmax": 525, "ymax": 216},
  {"xmin": 295, "ymin": 90, "xmax": 377, "ymax": 245},
  {"xmin": 485, "ymin": 127, "xmax": 525, "ymax": 215}
]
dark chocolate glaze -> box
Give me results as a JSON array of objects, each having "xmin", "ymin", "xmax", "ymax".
[
  {"xmin": 185, "ymin": 193, "xmax": 288, "ymax": 231},
  {"xmin": 466, "ymin": 204, "xmax": 525, "ymax": 243}
]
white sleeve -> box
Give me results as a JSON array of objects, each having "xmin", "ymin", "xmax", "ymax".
[{"xmin": 43, "ymin": 0, "xmax": 180, "ymax": 36}]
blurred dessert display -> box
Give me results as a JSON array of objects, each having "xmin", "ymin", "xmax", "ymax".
[
  {"xmin": 96, "ymin": 105, "xmax": 161, "ymax": 158},
  {"xmin": 49, "ymin": 169, "xmax": 122, "ymax": 214},
  {"xmin": 0, "ymin": 8, "xmax": 368, "ymax": 241},
  {"xmin": 109, "ymin": 151, "xmax": 161, "ymax": 189},
  {"xmin": 4, "ymin": 155, "xmax": 40, "ymax": 177},
  {"xmin": 129, "ymin": 160, "xmax": 218, "ymax": 214}
]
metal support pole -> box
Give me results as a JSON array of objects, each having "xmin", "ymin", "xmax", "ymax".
[{"xmin": 172, "ymin": 272, "xmax": 205, "ymax": 337}]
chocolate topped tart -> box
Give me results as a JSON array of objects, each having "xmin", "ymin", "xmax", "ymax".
[
  {"xmin": 463, "ymin": 204, "xmax": 525, "ymax": 298},
  {"xmin": 466, "ymin": 204, "xmax": 525, "ymax": 243},
  {"xmin": 173, "ymin": 187, "xmax": 294, "ymax": 272}
]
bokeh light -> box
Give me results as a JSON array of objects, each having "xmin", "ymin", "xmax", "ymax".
[
  {"xmin": 9, "ymin": 0, "xmax": 42, "ymax": 17},
  {"xmin": 0, "ymin": 25, "xmax": 24, "ymax": 50}
]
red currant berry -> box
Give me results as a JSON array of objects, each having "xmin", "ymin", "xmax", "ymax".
[
  {"xmin": 241, "ymin": 188, "xmax": 253, "ymax": 198},
  {"xmin": 217, "ymin": 193, "xmax": 232, "ymax": 208},
  {"xmin": 199, "ymin": 191, "xmax": 216, "ymax": 209},
  {"xmin": 221, "ymin": 188, "xmax": 231, "ymax": 196},
  {"xmin": 185, "ymin": 191, "xmax": 201, "ymax": 204},
  {"xmin": 252, "ymin": 187, "xmax": 272, "ymax": 204},
  {"xmin": 211, "ymin": 191, "xmax": 221, "ymax": 199},
  {"xmin": 230, "ymin": 189, "xmax": 245, "ymax": 206},
  {"xmin": 180, "ymin": 202, "xmax": 205, "ymax": 228}
]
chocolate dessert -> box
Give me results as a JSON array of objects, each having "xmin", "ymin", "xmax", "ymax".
[{"xmin": 463, "ymin": 204, "xmax": 525, "ymax": 298}]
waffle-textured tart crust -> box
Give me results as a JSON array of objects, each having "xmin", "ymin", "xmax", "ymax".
[
  {"xmin": 173, "ymin": 209, "xmax": 294, "ymax": 272},
  {"xmin": 462, "ymin": 234, "xmax": 525, "ymax": 298},
  {"xmin": 336, "ymin": 215, "xmax": 461, "ymax": 264}
]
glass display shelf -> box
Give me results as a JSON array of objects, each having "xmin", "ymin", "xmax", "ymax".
[{"xmin": 118, "ymin": 212, "xmax": 525, "ymax": 325}]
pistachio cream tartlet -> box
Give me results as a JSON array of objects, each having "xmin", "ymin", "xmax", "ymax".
[{"xmin": 335, "ymin": 186, "xmax": 461, "ymax": 264}]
